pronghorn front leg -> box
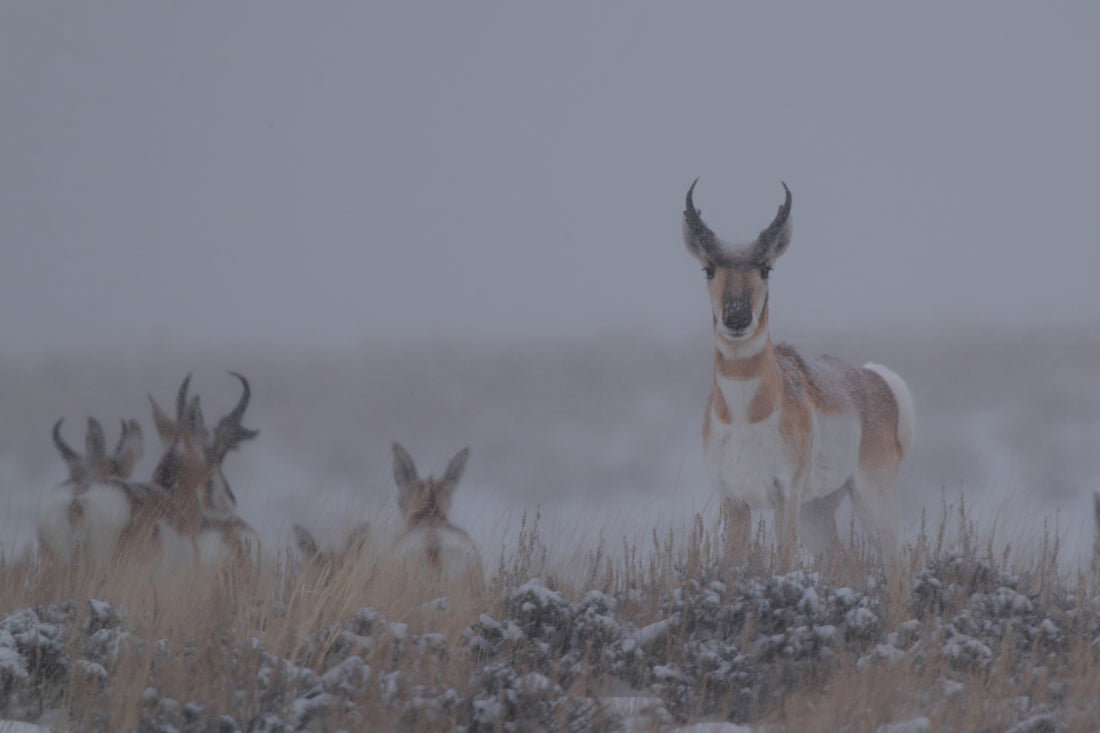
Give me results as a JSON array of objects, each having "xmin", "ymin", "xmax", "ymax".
[
  {"xmin": 721, "ymin": 497, "xmax": 751, "ymax": 558},
  {"xmin": 770, "ymin": 477, "xmax": 799, "ymax": 571}
]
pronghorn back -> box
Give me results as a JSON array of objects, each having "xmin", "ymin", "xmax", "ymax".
[
  {"xmin": 683, "ymin": 180, "xmax": 914, "ymax": 567},
  {"xmin": 391, "ymin": 442, "xmax": 484, "ymax": 587}
]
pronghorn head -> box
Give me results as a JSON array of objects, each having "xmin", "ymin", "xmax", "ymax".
[
  {"xmin": 148, "ymin": 372, "xmax": 258, "ymax": 519},
  {"xmin": 293, "ymin": 521, "xmax": 371, "ymax": 581},
  {"xmin": 683, "ymin": 180, "xmax": 792, "ymax": 347},
  {"xmin": 52, "ymin": 417, "xmax": 144, "ymax": 484},
  {"xmin": 392, "ymin": 443, "xmax": 469, "ymax": 528}
]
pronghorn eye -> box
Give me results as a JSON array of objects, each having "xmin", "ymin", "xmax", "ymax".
[
  {"xmin": 704, "ymin": 264, "xmax": 716, "ymax": 280},
  {"xmin": 760, "ymin": 266, "xmax": 772, "ymax": 280}
]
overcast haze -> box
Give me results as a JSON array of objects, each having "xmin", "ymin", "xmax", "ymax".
[
  {"xmin": 2, "ymin": 3, "xmax": 1099, "ymax": 353},
  {"xmin": 3, "ymin": 4, "xmax": 1100, "ymax": 567}
]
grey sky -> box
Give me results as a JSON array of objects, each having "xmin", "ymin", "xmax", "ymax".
[{"xmin": 2, "ymin": 3, "xmax": 1098, "ymax": 355}]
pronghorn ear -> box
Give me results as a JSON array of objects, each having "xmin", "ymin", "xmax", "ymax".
[
  {"xmin": 392, "ymin": 442, "xmax": 419, "ymax": 489},
  {"xmin": 149, "ymin": 394, "xmax": 177, "ymax": 445},
  {"xmin": 85, "ymin": 418, "xmax": 107, "ymax": 461},
  {"xmin": 113, "ymin": 419, "xmax": 144, "ymax": 479},
  {"xmin": 293, "ymin": 524, "xmax": 318, "ymax": 559},
  {"xmin": 438, "ymin": 448, "xmax": 470, "ymax": 498},
  {"xmin": 184, "ymin": 396, "xmax": 210, "ymax": 447},
  {"xmin": 750, "ymin": 182, "xmax": 793, "ymax": 268}
]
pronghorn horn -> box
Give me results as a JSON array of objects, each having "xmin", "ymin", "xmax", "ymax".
[
  {"xmin": 175, "ymin": 373, "xmax": 192, "ymax": 422},
  {"xmin": 52, "ymin": 419, "xmax": 80, "ymax": 464},
  {"xmin": 223, "ymin": 371, "xmax": 251, "ymax": 426},
  {"xmin": 683, "ymin": 178, "xmax": 724, "ymax": 260},
  {"xmin": 751, "ymin": 182, "xmax": 793, "ymax": 265},
  {"xmin": 112, "ymin": 419, "xmax": 129, "ymax": 457},
  {"xmin": 85, "ymin": 417, "xmax": 107, "ymax": 460},
  {"xmin": 209, "ymin": 372, "xmax": 259, "ymax": 461}
]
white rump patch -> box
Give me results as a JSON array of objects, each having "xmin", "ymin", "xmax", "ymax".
[{"xmin": 864, "ymin": 363, "xmax": 915, "ymax": 457}]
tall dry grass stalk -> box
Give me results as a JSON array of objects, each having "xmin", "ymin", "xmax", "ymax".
[{"xmin": 1, "ymin": 496, "xmax": 1097, "ymax": 731}]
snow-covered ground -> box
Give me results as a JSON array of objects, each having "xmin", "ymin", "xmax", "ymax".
[{"xmin": 2, "ymin": 326, "xmax": 1098, "ymax": 568}]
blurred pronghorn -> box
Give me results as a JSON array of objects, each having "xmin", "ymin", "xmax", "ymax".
[
  {"xmin": 145, "ymin": 372, "xmax": 261, "ymax": 573},
  {"xmin": 292, "ymin": 521, "xmax": 371, "ymax": 587},
  {"xmin": 36, "ymin": 373, "xmax": 261, "ymax": 577},
  {"xmin": 36, "ymin": 417, "xmax": 145, "ymax": 566},
  {"xmin": 682, "ymin": 180, "xmax": 915, "ymax": 567},
  {"xmin": 390, "ymin": 443, "xmax": 484, "ymax": 587}
]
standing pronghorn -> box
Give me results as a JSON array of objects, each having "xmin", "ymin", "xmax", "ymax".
[
  {"xmin": 36, "ymin": 417, "xmax": 145, "ymax": 566},
  {"xmin": 390, "ymin": 443, "xmax": 484, "ymax": 587},
  {"xmin": 682, "ymin": 180, "xmax": 915, "ymax": 566},
  {"xmin": 36, "ymin": 373, "xmax": 261, "ymax": 576},
  {"xmin": 146, "ymin": 373, "xmax": 261, "ymax": 573}
]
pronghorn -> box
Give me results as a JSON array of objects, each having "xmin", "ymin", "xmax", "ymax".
[
  {"xmin": 145, "ymin": 372, "xmax": 261, "ymax": 573},
  {"xmin": 390, "ymin": 443, "xmax": 484, "ymax": 587},
  {"xmin": 292, "ymin": 521, "xmax": 371, "ymax": 587},
  {"xmin": 36, "ymin": 417, "xmax": 146, "ymax": 566},
  {"xmin": 682, "ymin": 180, "xmax": 915, "ymax": 566}
]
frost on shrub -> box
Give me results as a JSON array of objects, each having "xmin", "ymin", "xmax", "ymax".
[
  {"xmin": 0, "ymin": 603, "xmax": 74, "ymax": 719},
  {"xmin": 631, "ymin": 570, "xmax": 885, "ymax": 723}
]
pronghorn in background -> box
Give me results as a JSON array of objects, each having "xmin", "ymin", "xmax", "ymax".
[
  {"xmin": 293, "ymin": 521, "xmax": 371, "ymax": 587},
  {"xmin": 36, "ymin": 417, "xmax": 145, "ymax": 566},
  {"xmin": 146, "ymin": 372, "xmax": 261, "ymax": 573},
  {"xmin": 682, "ymin": 180, "xmax": 915, "ymax": 567},
  {"xmin": 390, "ymin": 443, "xmax": 484, "ymax": 587}
]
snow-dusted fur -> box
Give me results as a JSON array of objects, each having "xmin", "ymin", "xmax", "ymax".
[
  {"xmin": 145, "ymin": 373, "xmax": 261, "ymax": 575},
  {"xmin": 35, "ymin": 418, "xmax": 143, "ymax": 568},
  {"xmin": 390, "ymin": 443, "xmax": 484, "ymax": 588},
  {"xmin": 864, "ymin": 362, "xmax": 915, "ymax": 458},
  {"xmin": 683, "ymin": 181, "xmax": 914, "ymax": 567}
]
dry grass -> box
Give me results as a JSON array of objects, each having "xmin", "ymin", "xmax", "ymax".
[{"xmin": 1, "ymin": 498, "xmax": 1098, "ymax": 731}]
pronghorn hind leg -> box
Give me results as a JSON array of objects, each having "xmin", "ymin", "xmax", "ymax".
[
  {"xmin": 721, "ymin": 497, "xmax": 751, "ymax": 560},
  {"xmin": 849, "ymin": 469, "xmax": 900, "ymax": 570},
  {"xmin": 799, "ymin": 483, "xmax": 848, "ymax": 556}
]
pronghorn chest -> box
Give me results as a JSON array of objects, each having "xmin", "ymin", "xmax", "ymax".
[
  {"xmin": 704, "ymin": 376, "xmax": 863, "ymax": 506},
  {"xmin": 704, "ymin": 376, "xmax": 792, "ymax": 509}
]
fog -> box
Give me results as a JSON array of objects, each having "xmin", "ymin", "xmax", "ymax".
[{"xmin": 2, "ymin": 4, "xmax": 1098, "ymax": 567}]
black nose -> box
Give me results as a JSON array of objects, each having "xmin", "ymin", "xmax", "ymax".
[{"xmin": 723, "ymin": 297, "xmax": 753, "ymax": 333}]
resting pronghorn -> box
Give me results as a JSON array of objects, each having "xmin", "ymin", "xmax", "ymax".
[
  {"xmin": 390, "ymin": 443, "xmax": 484, "ymax": 587},
  {"xmin": 682, "ymin": 180, "xmax": 915, "ymax": 566},
  {"xmin": 36, "ymin": 417, "xmax": 145, "ymax": 566},
  {"xmin": 145, "ymin": 373, "xmax": 261, "ymax": 573},
  {"xmin": 293, "ymin": 521, "xmax": 371, "ymax": 586}
]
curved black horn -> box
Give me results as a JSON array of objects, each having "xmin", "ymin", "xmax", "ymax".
[
  {"xmin": 52, "ymin": 419, "xmax": 80, "ymax": 463},
  {"xmin": 224, "ymin": 371, "xmax": 251, "ymax": 426},
  {"xmin": 208, "ymin": 371, "xmax": 259, "ymax": 462},
  {"xmin": 754, "ymin": 182, "xmax": 792, "ymax": 258},
  {"xmin": 175, "ymin": 373, "xmax": 192, "ymax": 422},
  {"xmin": 683, "ymin": 178, "xmax": 724, "ymax": 259}
]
